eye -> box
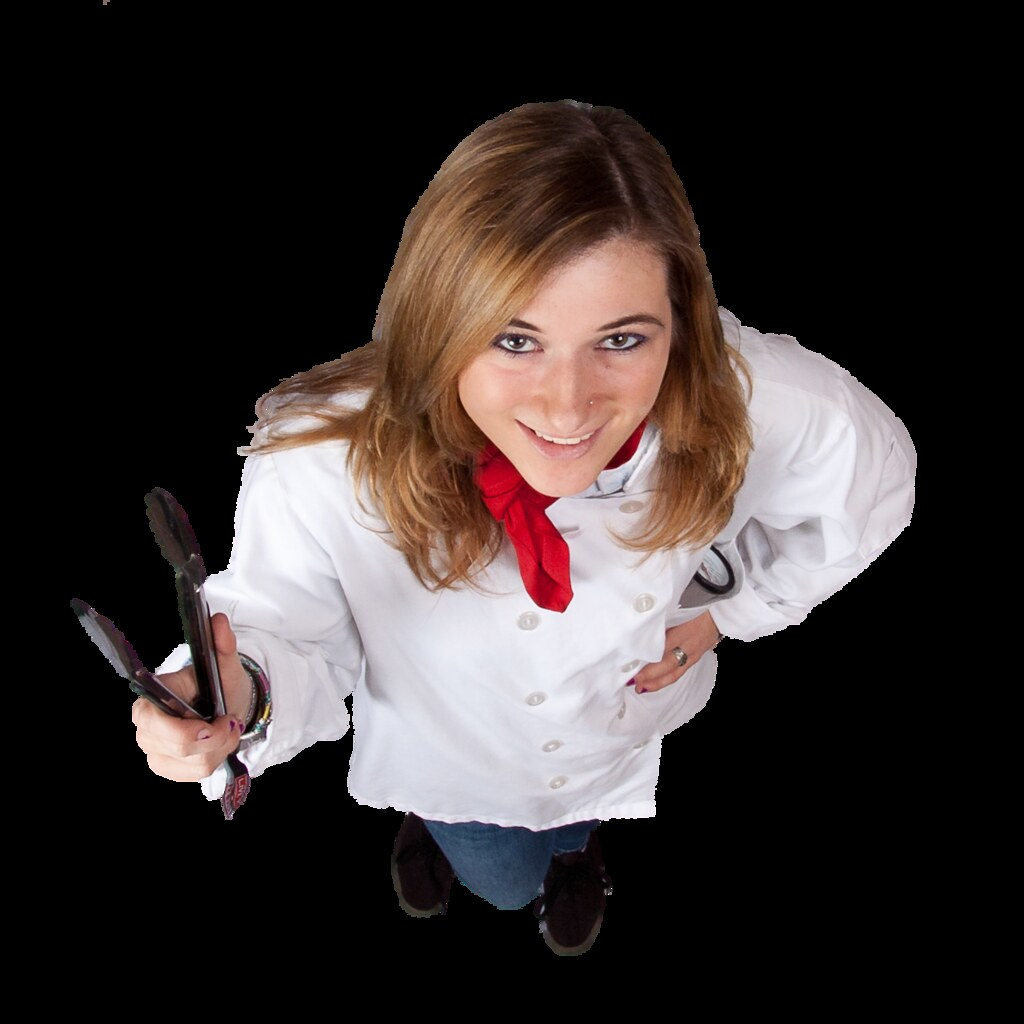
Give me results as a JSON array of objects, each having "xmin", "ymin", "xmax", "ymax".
[
  {"xmin": 492, "ymin": 334, "xmax": 539, "ymax": 357},
  {"xmin": 599, "ymin": 332, "xmax": 647, "ymax": 351},
  {"xmin": 490, "ymin": 330, "xmax": 649, "ymax": 359}
]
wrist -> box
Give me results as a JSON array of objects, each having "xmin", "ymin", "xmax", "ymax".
[
  {"xmin": 707, "ymin": 612, "xmax": 724, "ymax": 649},
  {"xmin": 178, "ymin": 654, "xmax": 263, "ymax": 725}
]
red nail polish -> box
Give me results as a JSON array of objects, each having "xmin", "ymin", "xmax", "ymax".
[{"xmin": 626, "ymin": 678, "xmax": 636, "ymax": 687}]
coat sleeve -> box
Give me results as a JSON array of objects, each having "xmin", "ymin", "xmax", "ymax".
[
  {"xmin": 707, "ymin": 353, "xmax": 917, "ymax": 643},
  {"xmin": 154, "ymin": 446, "xmax": 365, "ymax": 801}
]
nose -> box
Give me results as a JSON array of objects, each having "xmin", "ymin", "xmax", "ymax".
[{"xmin": 536, "ymin": 359, "xmax": 596, "ymax": 433}]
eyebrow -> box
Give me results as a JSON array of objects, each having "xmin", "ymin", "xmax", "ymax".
[{"xmin": 507, "ymin": 313, "xmax": 666, "ymax": 333}]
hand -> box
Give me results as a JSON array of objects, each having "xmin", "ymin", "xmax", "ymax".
[
  {"xmin": 131, "ymin": 613, "xmax": 254, "ymax": 782},
  {"xmin": 630, "ymin": 611, "xmax": 721, "ymax": 694}
]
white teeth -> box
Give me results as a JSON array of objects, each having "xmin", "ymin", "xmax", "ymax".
[{"xmin": 533, "ymin": 428, "xmax": 595, "ymax": 445}]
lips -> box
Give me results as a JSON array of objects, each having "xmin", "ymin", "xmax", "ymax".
[
  {"xmin": 517, "ymin": 420, "xmax": 604, "ymax": 460},
  {"xmin": 529, "ymin": 426, "xmax": 596, "ymax": 445}
]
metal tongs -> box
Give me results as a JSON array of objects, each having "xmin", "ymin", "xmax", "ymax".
[{"xmin": 71, "ymin": 487, "xmax": 251, "ymax": 820}]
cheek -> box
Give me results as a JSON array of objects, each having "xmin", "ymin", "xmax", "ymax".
[
  {"xmin": 620, "ymin": 360, "xmax": 667, "ymax": 408},
  {"xmin": 637, "ymin": 349, "xmax": 671, "ymax": 404},
  {"xmin": 645, "ymin": 370, "xmax": 667, "ymax": 405},
  {"xmin": 458, "ymin": 374, "xmax": 492, "ymax": 435},
  {"xmin": 459, "ymin": 361, "xmax": 519, "ymax": 419}
]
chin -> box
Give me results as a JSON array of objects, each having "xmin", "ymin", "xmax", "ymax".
[{"xmin": 523, "ymin": 465, "xmax": 601, "ymax": 498}]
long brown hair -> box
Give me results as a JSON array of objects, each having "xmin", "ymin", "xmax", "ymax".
[{"xmin": 239, "ymin": 99, "xmax": 753, "ymax": 594}]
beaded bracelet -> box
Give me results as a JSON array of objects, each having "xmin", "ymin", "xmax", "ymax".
[
  {"xmin": 240, "ymin": 671, "xmax": 259, "ymax": 730},
  {"xmin": 237, "ymin": 653, "xmax": 272, "ymax": 751}
]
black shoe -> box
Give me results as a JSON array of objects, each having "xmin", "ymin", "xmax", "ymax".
[
  {"xmin": 391, "ymin": 813, "xmax": 455, "ymax": 918},
  {"xmin": 532, "ymin": 829, "xmax": 613, "ymax": 955}
]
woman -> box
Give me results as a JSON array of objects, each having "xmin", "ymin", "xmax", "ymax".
[{"xmin": 131, "ymin": 99, "xmax": 916, "ymax": 956}]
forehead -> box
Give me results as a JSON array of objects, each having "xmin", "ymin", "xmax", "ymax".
[{"xmin": 523, "ymin": 240, "xmax": 669, "ymax": 311}]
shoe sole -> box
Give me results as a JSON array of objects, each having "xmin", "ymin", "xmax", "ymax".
[{"xmin": 540, "ymin": 910, "xmax": 604, "ymax": 955}]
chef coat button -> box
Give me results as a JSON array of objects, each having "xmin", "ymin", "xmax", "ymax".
[
  {"xmin": 525, "ymin": 691, "xmax": 547, "ymax": 706},
  {"xmin": 619, "ymin": 500, "xmax": 645, "ymax": 513},
  {"xmin": 633, "ymin": 593, "xmax": 656, "ymax": 613},
  {"xmin": 549, "ymin": 776, "xmax": 568, "ymax": 789},
  {"xmin": 621, "ymin": 659, "xmax": 641, "ymax": 673},
  {"xmin": 517, "ymin": 611, "xmax": 541, "ymax": 631},
  {"xmin": 617, "ymin": 701, "xmax": 626, "ymax": 719},
  {"xmin": 542, "ymin": 740, "xmax": 562, "ymax": 752}
]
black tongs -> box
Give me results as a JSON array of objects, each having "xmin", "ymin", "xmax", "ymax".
[{"xmin": 71, "ymin": 487, "xmax": 251, "ymax": 820}]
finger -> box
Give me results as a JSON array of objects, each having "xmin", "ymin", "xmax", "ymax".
[
  {"xmin": 634, "ymin": 650, "xmax": 692, "ymax": 693},
  {"xmin": 134, "ymin": 700, "xmax": 242, "ymax": 758},
  {"xmin": 211, "ymin": 611, "xmax": 238, "ymax": 658},
  {"xmin": 145, "ymin": 754, "xmax": 204, "ymax": 783},
  {"xmin": 185, "ymin": 715, "xmax": 245, "ymax": 775},
  {"xmin": 131, "ymin": 695, "xmax": 193, "ymax": 746},
  {"xmin": 634, "ymin": 651, "xmax": 679, "ymax": 691},
  {"xmin": 146, "ymin": 746, "xmax": 229, "ymax": 783}
]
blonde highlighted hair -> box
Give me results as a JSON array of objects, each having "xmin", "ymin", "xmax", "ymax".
[{"xmin": 240, "ymin": 99, "xmax": 753, "ymax": 593}]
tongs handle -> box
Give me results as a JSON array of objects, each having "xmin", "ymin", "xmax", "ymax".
[
  {"xmin": 144, "ymin": 487, "xmax": 249, "ymax": 820},
  {"xmin": 144, "ymin": 488, "xmax": 226, "ymax": 719},
  {"xmin": 72, "ymin": 486, "xmax": 250, "ymax": 820}
]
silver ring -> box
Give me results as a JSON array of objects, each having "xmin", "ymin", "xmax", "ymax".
[{"xmin": 671, "ymin": 646, "xmax": 688, "ymax": 668}]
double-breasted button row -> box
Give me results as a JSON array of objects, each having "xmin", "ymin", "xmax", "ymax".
[
  {"xmin": 518, "ymin": 592, "xmax": 655, "ymax": 633},
  {"xmin": 544, "ymin": 740, "xmax": 646, "ymax": 791},
  {"xmin": 530, "ymin": 699, "xmax": 568, "ymax": 788},
  {"xmin": 524, "ymin": 626, "xmax": 651, "ymax": 786},
  {"xmin": 541, "ymin": 732, "xmax": 566, "ymax": 790}
]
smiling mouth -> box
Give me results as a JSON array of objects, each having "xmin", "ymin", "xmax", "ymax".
[
  {"xmin": 516, "ymin": 420, "xmax": 605, "ymax": 461},
  {"xmin": 527, "ymin": 426, "xmax": 597, "ymax": 445}
]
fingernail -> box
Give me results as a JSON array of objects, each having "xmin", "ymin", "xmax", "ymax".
[
  {"xmin": 626, "ymin": 678, "xmax": 636, "ymax": 687},
  {"xmin": 636, "ymin": 686, "xmax": 645, "ymax": 694},
  {"xmin": 197, "ymin": 730, "xmax": 212, "ymax": 741},
  {"xmin": 229, "ymin": 719, "xmax": 237, "ymax": 732}
]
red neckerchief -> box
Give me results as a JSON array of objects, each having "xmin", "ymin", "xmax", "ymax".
[{"xmin": 473, "ymin": 420, "xmax": 647, "ymax": 613}]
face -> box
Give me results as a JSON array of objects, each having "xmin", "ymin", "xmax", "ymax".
[{"xmin": 458, "ymin": 237, "xmax": 673, "ymax": 497}]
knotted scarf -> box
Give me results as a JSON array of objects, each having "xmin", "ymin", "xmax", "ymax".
[{"xmin": 473, "ymin": 420, "xmax": 647, "ymax": 613}]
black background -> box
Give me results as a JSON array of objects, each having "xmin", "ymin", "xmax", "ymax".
[{"xmin": 60, "ymin": 52, "xmax": 932, "ymax": 967}]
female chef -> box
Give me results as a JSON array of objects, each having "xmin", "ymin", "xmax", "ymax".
[{"xmin": 130, "ymin": 99, "xmax": 916, "ymax": 957}]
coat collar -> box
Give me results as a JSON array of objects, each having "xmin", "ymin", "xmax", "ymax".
[{"xmin": 570, "ymin": 421, "xmax": 660, "ymax": 498}]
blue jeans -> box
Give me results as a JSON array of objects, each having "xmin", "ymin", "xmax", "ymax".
[{"xmin": 421, "ymin": 817, "xmax": 602, "ymax": 911}]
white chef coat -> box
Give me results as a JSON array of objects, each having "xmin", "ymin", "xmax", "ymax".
[{"xmin": 155, "ymin": 306, "xmax": 917, "ymax": 831}]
